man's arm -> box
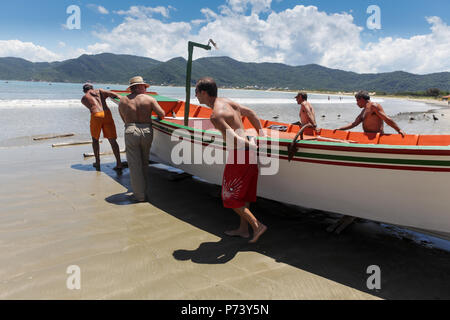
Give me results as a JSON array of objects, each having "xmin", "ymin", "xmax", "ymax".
[
  {"xmin": 337, "ymin": 111, "xmax": 363, "ymax": 131},
  {"xmin": 238, "ymin": 104, "xmax": 265, "ymax": 137},
  {"xmin": 372, "ymin": 104, "xmax": 406, "ymax": 137},
  {"xmin": 99, "ymin": 89, "xmax": 122, "ymax": 101},
  {"xmin": 211, "ymin": 114, "xmax": 257, "ymax": 150},
  {"xmin": 81, "ymin": 96, "xmax": 91, "ymax": 110},
  {"xmin": 150, "ymin": 98, "xmax": 165, "ymax": 120}
]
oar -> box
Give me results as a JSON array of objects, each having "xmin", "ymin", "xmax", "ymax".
[
  {"xmin": 288, "ymin": 123, "xmax": 314, "ymax": 162},
  {"xmin": 52, "ymin": 140, "xmax": 102, "ymax": 148},
  {"xmin": 83, "ymin": 150, "xmax": 126, "ymax": 158},
  {"xmin": 33, "ymin": 133, "xmax": 75, "ymax": 141}
]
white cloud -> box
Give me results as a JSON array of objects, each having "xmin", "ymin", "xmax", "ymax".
[
  {"xmin": 7, "ymin": 3, "xmax": 448, "ymax": 74},
  {"xmin": 86, "ymin": 42, "xmax": 112, "ymax": 54},
  {"xmin": 90, "ymin": 7, "xmax": 190, "ymax": 61},
  {"xmin": 97, "ymin": 6, "xmax": 109, "ymax": 15},
  {"xmin": 115, "ymin": 5, "xmax": 173, "ymax": 19},
  {"xmin": 225, "ymin": 0, "xmax": 272, "ymax": 14},
  {"xmin": 321, "ymin": 16, "xmax": 450, "ymax": 74},
  {"xmin": 0, "ymin": 40, "xmax": 61, "ymax": 62},
  {"xmin": 197, "ymin": 5, "xmax": 363, "ymax": 65},
  {"xmin": 87, "ymin": 4, "xmax": 109, "ymax": 15}
]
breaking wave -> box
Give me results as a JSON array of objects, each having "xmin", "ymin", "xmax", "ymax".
[{"xmin": 0, "ymin": 99, "xmax": 120, "ymax": 109}]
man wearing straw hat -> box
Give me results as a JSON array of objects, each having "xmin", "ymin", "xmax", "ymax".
[{"xmin": 117, "ymin": 76, "xmax": 165, "ymax": 202}]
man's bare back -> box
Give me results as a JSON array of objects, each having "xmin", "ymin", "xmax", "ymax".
[
  {"xmin": 211, "ymin": 98, "xmax": 247, "ymax": 137},
  {"xmin": 119, "ymin": 93, "xmax": 165, "ymax": 124},
  {"xmin": 81, "ymin": 89, "xmax": 108, "ymax": 114}
]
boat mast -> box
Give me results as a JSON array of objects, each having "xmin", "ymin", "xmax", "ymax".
[{"xmin": 185, "ymin": 40, "xmax": 217, "ymax": 126}]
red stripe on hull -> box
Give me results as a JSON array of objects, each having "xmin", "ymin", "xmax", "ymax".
[{"xmin": 153, "ymin": 123, "xmax": 450, "ymax": 172}]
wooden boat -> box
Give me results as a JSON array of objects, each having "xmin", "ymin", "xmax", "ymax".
[{"xmin": 112, "ymin": 90, "xmax": 450, "ymax": 240}]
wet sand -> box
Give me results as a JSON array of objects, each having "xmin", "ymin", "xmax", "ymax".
[{"xmin": 0, "ymin": 139, "xmax": 449, "ymax": 300}]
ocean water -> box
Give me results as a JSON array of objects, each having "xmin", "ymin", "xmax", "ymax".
[{"xmin": 0, "ymin": 80, "xmax": 448, "ymax": 144}]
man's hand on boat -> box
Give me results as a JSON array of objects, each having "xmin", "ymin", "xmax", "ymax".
[{"xmin": 247, "ymin": 136, "xmax": 258, "ymax": 151}]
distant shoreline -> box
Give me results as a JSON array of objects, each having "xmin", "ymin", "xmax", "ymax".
[{"xmin": 2, "ymin": 80, "xmax": 449, "ymax": 106}]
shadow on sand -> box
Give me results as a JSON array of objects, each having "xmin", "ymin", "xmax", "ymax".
[{"xmin": 75, "ymin": 161, "xmax": 450, "ymax": 300}]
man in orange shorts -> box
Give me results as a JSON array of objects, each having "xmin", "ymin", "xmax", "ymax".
[
  {"xmin": 81, "ymin": 83, "xmax": 123, "ymax": 171},
  {"xmin": 195, "ymin": 77, "xmax": 267, "ymax": 244}
]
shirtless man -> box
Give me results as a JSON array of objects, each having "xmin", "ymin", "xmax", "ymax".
[
  {"xmin": 195, "ymin": 77, "xmax": 267, "ymax": 244},
  {"xmin": 296, "ymin": 92, "xmax": 318, "ymax": 129},
  {"xmin": 337, "ymin": 91, "xmax": 405, "ymax": 136},
  {"xmin": 81, "ymin": 83, "xmax": 123, "ymax": 171},
  {"xmin": 287, "ymin": 92, "xmax": 320, "ymax": 161},
  {"xmin": 117, "ymin": 76, "xmax": 165, "ymax": 202}
]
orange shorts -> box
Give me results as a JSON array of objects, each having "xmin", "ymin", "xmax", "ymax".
[{"xmin": 90, "ymin": 109, "xmax": 117, "ymax": 140}]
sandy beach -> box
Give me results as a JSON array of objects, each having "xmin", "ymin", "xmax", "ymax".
[{"xmin": 0, "ymin": 136, "xmax": 449, "ymax": 300}]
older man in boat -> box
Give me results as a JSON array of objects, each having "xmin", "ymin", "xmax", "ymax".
[
  {"xmin": 195, "ymin": 77, "xmax": 267, "ymax": 244},
  {"xmin": 116, "ymin": 76, "xmax": 165, "ymax": 202},
  {"xmin": 81, "ymin": 83, "xmax": 124, "ymax": 171},
  {"xmin": 337, "ymin": 90, "xmax": 406, "ymax": 136}
]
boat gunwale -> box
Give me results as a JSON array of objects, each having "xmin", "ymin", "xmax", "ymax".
[
  {"xmin": 111, "ymin": 91, "xmax": 450, "ymax": 154},
  {"xmin": 154, "ymin": 117, "xmax": 450, "ymax": 156}
]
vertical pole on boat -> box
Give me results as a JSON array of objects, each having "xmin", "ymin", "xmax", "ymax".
[{"xmin": 185, "ymin": 41, "xmax": 216, "ymax": 126}]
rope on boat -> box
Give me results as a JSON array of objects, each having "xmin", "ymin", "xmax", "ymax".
[{"xmin": 288, "ymin": 123, "xmax": 315, "ymax": 162}]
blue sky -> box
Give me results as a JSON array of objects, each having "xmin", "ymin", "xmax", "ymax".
[{"xmin": 0, "ymin": 0, "xmax": 449, "ymax": 73}]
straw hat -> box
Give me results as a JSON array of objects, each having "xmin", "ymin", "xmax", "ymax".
[{"xmin": 127, "ymin": 76, "xmax": 150, "ymax": 90}]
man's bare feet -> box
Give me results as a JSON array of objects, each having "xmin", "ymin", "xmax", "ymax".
[
  {"xmin": 113, "ymin": 163, "xmax": 124, "ymax": 171},
  {"xmin": 225, "ymin": 229, "xmax": 250, "ymax": 239},
  {"xmin": 248, "ymin": 224, "xmax": 267, "ymax": 244},
  {"xmin": 92, "ymin": 163, "xmax": 101, "ymax": 171}
]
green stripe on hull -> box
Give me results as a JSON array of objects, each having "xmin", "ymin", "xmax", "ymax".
[
  {"xmin": 157, "ymin": 117, "xmax": 450, "ymax": 151},
  {"xmin": 280, "ymin": 150, "xmax": 450, "ymax": 167},
  {"xmin": 153, "ymin": 121, "xmax": 450, "ymax": 168}
]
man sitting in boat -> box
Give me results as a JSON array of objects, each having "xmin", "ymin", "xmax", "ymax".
[
  {"xmin": 337, "ymin": 90, "xmax": 406, "ymax": 137},
  {"xmin": 195, "ymin": 77, "xmax": 267, "ymax": 244},
  {"xmin": 295, "ymin": 91, "xmax": 319, "ymax": 132},
  {"xmin": 81, "ymin": 83, "xmax": 124, "ymax": 171}
]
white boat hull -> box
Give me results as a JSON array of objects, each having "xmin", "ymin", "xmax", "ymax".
[{"xmin": 151, "ymin": 119, "xmax": 450, "ymax": 238}]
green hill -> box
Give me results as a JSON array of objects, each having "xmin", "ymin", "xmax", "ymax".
[{"xmin": 0, "ymin": 53, "xmax": 449, "ymax": 93}]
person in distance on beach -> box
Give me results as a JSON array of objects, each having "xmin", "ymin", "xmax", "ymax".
[
  {"xmin": 337, "ymin": 90, "xmax": 406, "ymax": 136},
  {"xmin": 195, "ymin": 77, "xmax": 267, "ymax": 244},
  {"xmin": 117, "ymin": 76, "xmax": 165, "ymax": 203},
  {"xmin": 81, "ymin": 83, "xmax": 124, "ymax": 171}
]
